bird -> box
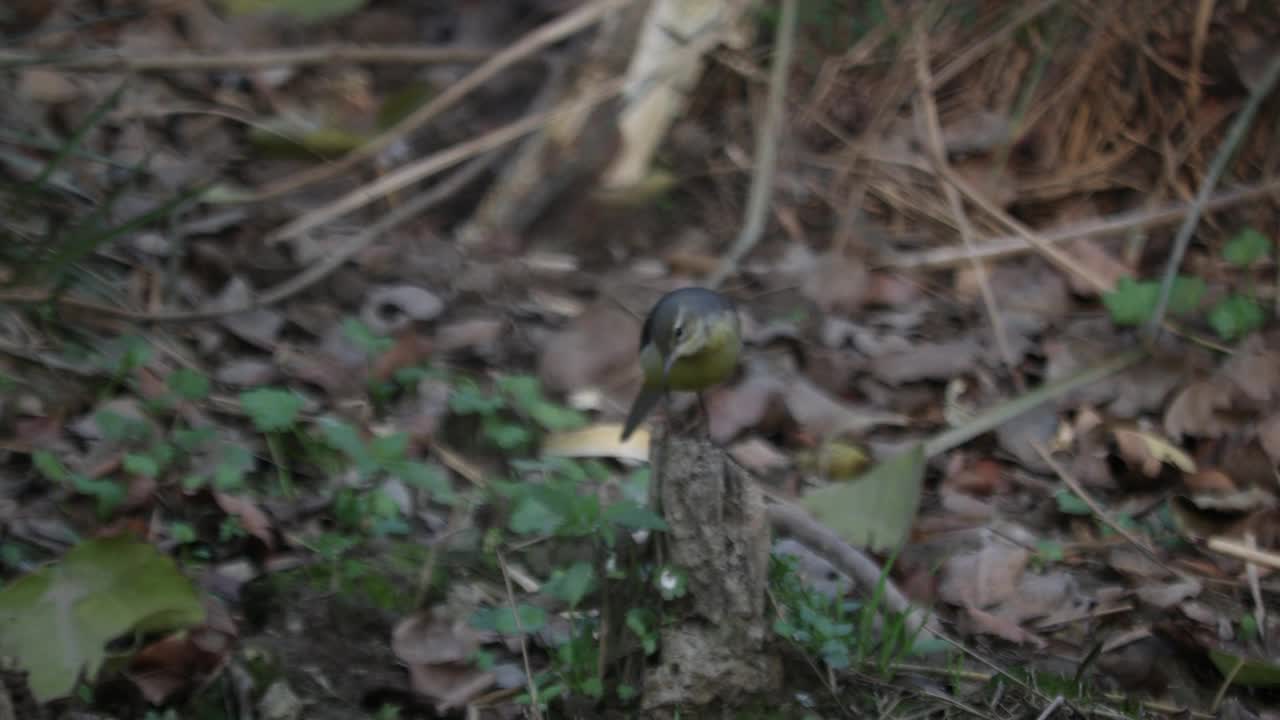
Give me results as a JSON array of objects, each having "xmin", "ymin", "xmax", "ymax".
[{"xmin": 619, "ymin": 287, "xmax": 742, "ymax": 441}]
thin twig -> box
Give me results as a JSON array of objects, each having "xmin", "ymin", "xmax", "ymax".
[
  {"xmin": 932, "ymin": 0, "xmax": 1064, "ymax": 88},
  {"xmin": 496, "ymin": 550, "xmax": 544, "ymax": 720},
  {"xmin": 705, "ymin": 0, "xmax": 796, "ymax": 289},
  {"xmin": 0, "ymin": 44, "xmax": 495, "ymax": 71},
  {"xmin": 268, "ymin": 14, "xmax": 730, "ymax": 246},
  {"xmin": 913, "ymin": 22, "xmax": 1023, "ymax": 391},
  {"xmin": 1, "ymin": 150, "xmax": 501, "ymax": 321},
  {"xmin": 1145, "ymin": 52, "xmax": 1280, "ymax": 339},
  {"xmin": 883, "ymin": 180, "xmax": 1280, "ymax": 269},
  {"xmin": 1206, "ymin": 536, "xmax": 1280, "ymax": 571},
  {"xmin": 1034, "ymin": 695, "xmax": 1066, "ymax": 720},
  {"xmin": 249, "ymin": 0, "xmax": 632, "ymax": 202},
  {"xmin": 766, "ymin": 502, "xmax": 938, "ymax": 638},
  {"xmin": 1032, "ymin": 442, "xmax": 1199, "ymax": 585}
]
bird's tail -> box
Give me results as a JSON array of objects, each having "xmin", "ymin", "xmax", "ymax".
[{"xmin": 620, "ymin": 386, "xmax": 663, "ymax": 441}]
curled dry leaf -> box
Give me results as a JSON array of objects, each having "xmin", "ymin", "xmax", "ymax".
[
  {"xmin": 1112, "ymin": 426, "xmax": 1195, "ymax": 478},
  {"xmin": 942, "ymin": 457, "xmax": 1010, "ymax": 496},
  {"xmin": 392, "ymin": 609, "xmax": 493, "ymax": 706},
  {"xmin": 214, "ymin": 277, "xmax": 286, "ymax": 350},
  {"xmin": 963, "ymin": 604, "xmax": 1047, "ymax": 648},
  {"xmin": 125, "ymin": 596, "xmax": 237, "ymax": 704},
  {"xmin": 212, "ymin": 492, "xmax": 275, "ymax": 549},
  {"xmin": 994, "ymin": 404, "xmax": 1058, "ymax": 473},
  {"xmin": 361, "ymin": 285, "xmax": 445, "ymax": 335},
  {"xmin": 1164, "ymin": 380, "xmax": 1235, "ymax": 439}
]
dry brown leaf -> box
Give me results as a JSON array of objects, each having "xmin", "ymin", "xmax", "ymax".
[
  {"xmin": 1063, "ymin": 237, "xmax": 1133, "ymax": 295},
  {"xmin": 1164, "ymin": 380, "xmax": 1235, "ymax": 438},
  {"xmin": 125, "ymin": 597, "xmax": 236, "ymax": 704},
  {"xmin": 801, "ymin": 250, "xmax": 870, "ymax": 315},
  {"xmin": 964, "ymin": 605, "xmax": 1046, "ymax": 648},
  {"xmin": 537, "ymin": 302, "xmax": 639, "ymax": 395},
  {"xmin": 215, "ymin": 358, "xmax": 279, "ymax": 387},
  {"xmin": 17, "ymin": 68, "xmax": 80, "ymax": 105},
  {"xmin": 728, "ymin": 437, "xmax": 790, "ymax": 476},
  {"xmin": 1112, "ymin": 426, "xmax": 1195, "ymax": 478},
  {"xmin": 1221, "ymin": 336, "xmax": 1280, "ymax": 406},
  {"xmin": 212, "ymin": 492, "xmax": 275, "ymax": 549},
  {"xmin": 1135, "ymin": 579, "xmax": 1202, "ymax": 609},
  {"xmin": 942, "ymin": 457, "xmax": 1009, "ymax": 496},
  {"xmin": 863, "ymin": 272, "xmax": 922, "ymax": 307},
  {"xmin": 392, "ymin": 609, "xmax": 482, "ymax": 666},
  {"xmin": 434, "ymin": 318, "xmax": 505, "ymax": 354},
  {"xmin": 392, "ymin": 609, "xmax": 493, "ymax": 705},
  {"xmin": 939, "ymin": 542, "xmax": 1030, "ymax": 609},
  {"xmin": 214, "ymin": 277, "xmax": 285, "ymax": 350},
  {"xmin": 869, "ymin": 339, "xmax": 981, "ymax": 384},
  {"xmin": 370, "ymin": 331, "xmax": 434, "ymax": 384},
  {"xmin": 783, "ymin": 377, "xmax": 908, "ymax": 438},
  {"xmin": 1259, "ymin": 412, "xmax": 1280, "ymax": 464},
  {"xmin": 706, "ymin": 362, "xmax": 784, "ymax": 442},
  {"xmin": 994, "ymin": 404, "xmax": 1058, "ymax": 473}
]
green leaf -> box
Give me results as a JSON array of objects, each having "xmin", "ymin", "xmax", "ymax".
[
  {"xmin": 471, "ymin": 605, "xmax": 547, "ymax": 635},
  {"xmin": 341, "ymin": 317, "xmax": 393, "ymax": 356},
  {"xmin": 510, "ymin": 496, "xmax": 564, "ymax": 535},
  {"xmin": 172, "ymin": 427, "xmax": 216, "ymax": 453},
  {"xmin": 213, "ymin": 445, "xmax": 254, "ymax": 491},
  {"xmin": 369, "ymin": 432, "xmax": 409, "ymax": 468},
  {"xmin": 166, "ymin": 369, "xmax": 211, "ymax": 401},
  {"xmin": 320, "ymin": 419, "xmax": 375, "ymax": 475},
  {"xmin": 1222, "ymin": 228, "xmax": 1271, "ymax": 267},
  {"xmin": 1054, "ymin": 488, "xmax": 1091, "ymax": 516},
  {"xmin": 1208, "ymin": 648, "xmax": 1280, "ymax": 687},
  {"xmin": 239, "ymin": 388, "xmax": 305, "ymax": 432},
  {"xmin": 1167, "ymin": 275, "xmax": 1206, "ymax": 316},
  {"xmin": 0, "ymin": 536, "xmax": 204, "ymax": 702},
  {"xmin": 387, "ymin": 460, "xmax": 453, "ymax": 502},
  {"xmin": 219, "ymin": 0, "xmax": 368, "ymax": 24},
  {"xmin": 483, "ymin": 418, "xmax": 531, "ymax": 451},
  {"xmin": 1103, "ymin": 277, "xmax": 1158, "ymax": 326},
  {"xmin": 72, "ymin": 477, "xmax": 124, "ymax": 517},
  {"xmin": 1209, "ymin": 295, "xmax": 1265, "ymax": 341},
  {"xmin": 800, "ymin": 444, "xmax": 926, "ymax": 553},
  {"xmin": 122, "ymin": 453, "xmax": 159, "ymax": 478},
  {"xmin": 32, "ymin": 451, "xmax": 70, "ymax": 483},
  {"xmin": 544, "ymin": 562, "xmax": 594, "ymax": 608},
  {"xmin": 449, "ymin": 382, "xmax": 504, "ymax": 415},
  {"xmin": 528, "ymin": 402, "xmax": 588, "ymax": 432},
  {"xmin": 94, "ymin": 410, "xmax": 152, "ymax": 444},
  {"xmin": 1035, "ymin": 539, "xmax": 1065, "ymax": 562},
  {"xmin": 1101, "ymin": 276, "xmax": 1203, "ymax": 323},
  {"xmin": 602, "ymin": 501, "xmax": 669, "ymax": 532}
]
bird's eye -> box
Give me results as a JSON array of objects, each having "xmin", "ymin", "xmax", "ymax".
[{"xmin": 673, "ymin": 325, "xmax": 684, "ymax": 338}]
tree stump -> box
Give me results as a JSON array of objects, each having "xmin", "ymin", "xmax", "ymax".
[{"xmin": 642, "ymin": 435, "xmax": 780, "ymax": 711}]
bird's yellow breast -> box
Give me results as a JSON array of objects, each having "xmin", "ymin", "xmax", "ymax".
[{"xmin": 641, "ymin": 316, "xmax": 741, "ymax": 391}]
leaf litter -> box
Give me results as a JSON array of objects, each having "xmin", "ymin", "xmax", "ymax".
[{"xmin": 2, "ymin": 0, "xmax": 1280, "ymax": 717}]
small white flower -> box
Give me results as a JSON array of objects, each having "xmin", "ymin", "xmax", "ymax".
[{"xmin": 659, "ymin": 569, "xmax": 679, "ymax": 592}]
